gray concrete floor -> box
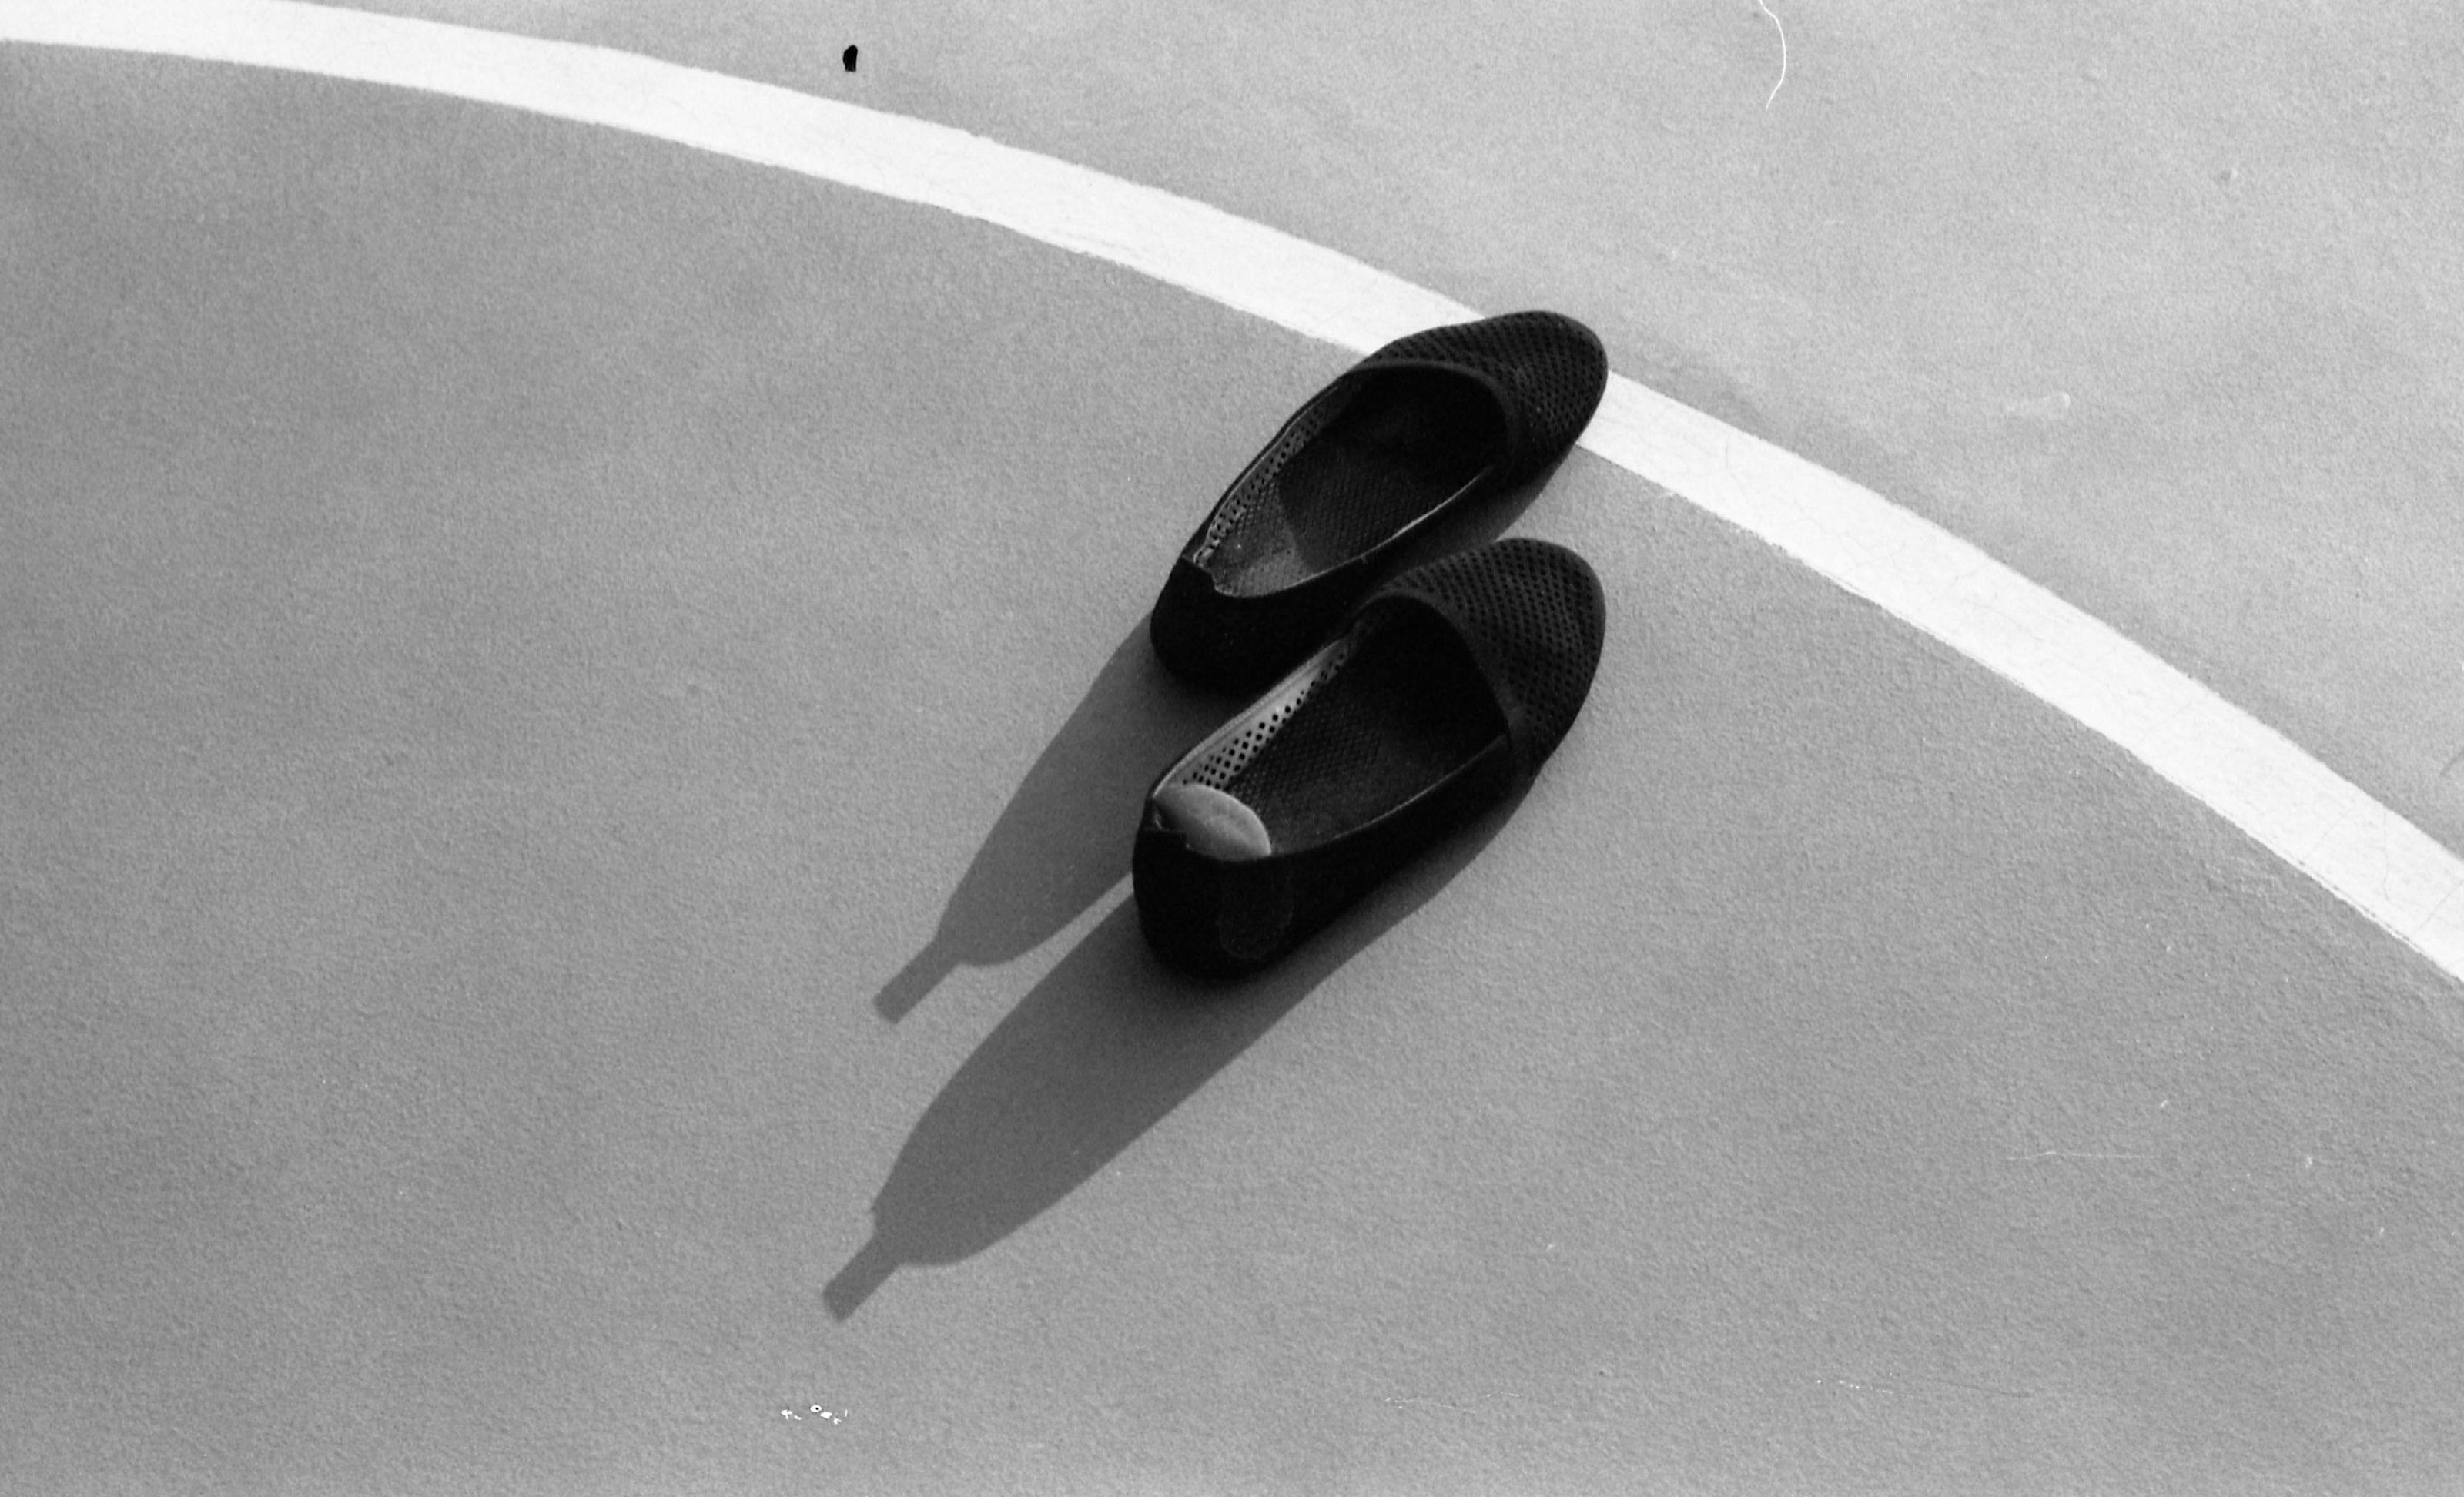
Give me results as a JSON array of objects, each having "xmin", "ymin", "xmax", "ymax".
[{"xmin": 5, "ymin": 13, "xmax": 2462, "ymax": 1495}]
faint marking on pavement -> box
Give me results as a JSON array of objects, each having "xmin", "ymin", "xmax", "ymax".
[
  {"xmin": 1381, "ymin": 1390, "xmax": 1538, "ymax": 1418},
  {"xmin": 5, "ymin": 0, "xmax": 2459, "ymax": 1000},
  {"xmin": 2003, "ymin": 390, "xmax": 2072, "ymax": 424},
  {"xmin": 1756, "ymin": 0, "xmax": 1788, "ymax": 109},
  {"xmin": 1820, "ymin": 1374, "xmax": 2032, "ymax": 1399},
  {"xmin": 1383, "ymin": 1395, "xmax": 1479, "ymax": 1417}
]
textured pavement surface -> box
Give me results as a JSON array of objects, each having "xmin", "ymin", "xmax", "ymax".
[{"xmin": 5, "ymin": 13, "xmax": 2463, "ymax": 1495}]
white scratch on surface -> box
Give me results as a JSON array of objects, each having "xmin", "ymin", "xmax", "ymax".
[
  {"xmin": 2003, "ymin": 390, "xmax": 2073, "ymax": 424},
  {"xmin": 1757, "ymin": 0, "xmax": 1788, "ymax": 109},
  {"xmin": 1384, "ymin": 1395, "xmax": 1479, "ymax": 1417},
  {"xmin": 1382, "ymin": 1390, "xmax": 1536, "ymax": 1418},
  {"xmin": 1820, "ymin": 1373, "xmax": 2032, "ymax": 1399}
]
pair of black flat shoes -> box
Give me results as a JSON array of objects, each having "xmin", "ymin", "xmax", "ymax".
[{"xmin": 1135, "ymin": 310, "xmax": 1611, "ymax": 976}]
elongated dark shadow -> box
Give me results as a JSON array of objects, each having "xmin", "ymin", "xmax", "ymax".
[
  {"xmin": 869, "ymin": 452, "xmax": 1567, "ymax": 1024},
  {"xmin": 827, "ymin": 782, "xmax": 1528, "ymax": 1319},
  {"xmin": 872, "ymin": 621, "xmax": 1224, "ymax": 1021}
]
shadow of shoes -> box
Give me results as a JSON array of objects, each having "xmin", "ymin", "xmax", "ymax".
[
  {"xmin": 827, "ymin": 781, "xmax": 1526, "ymax": 1320},
  {"xmin": 871, "ymin": 621, "xmax": 1224, "ymax": 1022}
]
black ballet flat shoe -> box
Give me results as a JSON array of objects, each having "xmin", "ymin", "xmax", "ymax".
[
  {"xmin": 1149, "ymin": 310, "xmax": 1609, "ymax": 694},
  {"xmin": 1134, "ymin": 538, "xmax": 1607, "ymax": 977}
]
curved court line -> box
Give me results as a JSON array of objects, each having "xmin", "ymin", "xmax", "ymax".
[{"xmin": 8, "ymin": 0, "xmax": 2462, "ymax": 990}]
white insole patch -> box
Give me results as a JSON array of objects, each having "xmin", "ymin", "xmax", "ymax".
[{"xmin": 1153, "ymin": 783, "xmax": 1273, "ymax": 861}]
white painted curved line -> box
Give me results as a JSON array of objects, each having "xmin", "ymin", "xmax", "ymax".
[{"xmin": 8, "ymin": 0, "xmax": 2462, "ymax": 990}]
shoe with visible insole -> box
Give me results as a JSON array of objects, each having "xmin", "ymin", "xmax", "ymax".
[
  {"xmin": 1149, "ymin": 311, "xmax": 1608, "ymax": 692},
  {"xmin": 1135, "ymin": 538, "xmax": 1606, "ymax": 976}
]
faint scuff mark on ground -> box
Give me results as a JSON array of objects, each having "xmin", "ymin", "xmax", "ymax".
[{"xmin": 2003, "ymin": 391, "xmax": 2073, "ymax": 424}]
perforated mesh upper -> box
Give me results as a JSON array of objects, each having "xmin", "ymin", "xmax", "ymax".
[
  {"xmin": 1180, "ymin": 635, "xmax": 1360, "ymax": 790},
  {"xmin": 1214, "ymin": 608, "xmax": 1500, "ymax": 852},
  {"xmin": 1195, "ymin": 370, "xmax": 1506, "ymax": 595},
  {"xmin": 1136, "ymin": 536, "xmax": 1609, "ymax": 973},
  {"xmin": 1184, "ymin": 312, "xmax": 1607, "ymax": 596},
  {"xmin": 1354, "ymin": 311, "xmax": 1608, "ymax": 480},
  {"xmin": 1190, "ymin": 390, "xmax": 1353, "ymax": 594},
  {"xmin": 1369, "ymin": 538, "xmax": 1606, "ymax": 770},
  {"xmin": 1159, "ymin": 536, "xmax": 1603, "ymax": 857}
]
